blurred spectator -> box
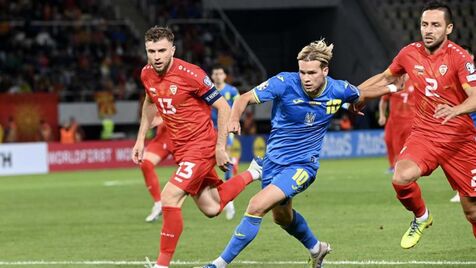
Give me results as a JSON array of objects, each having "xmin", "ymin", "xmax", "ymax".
[
  {"xmin": 4, "ymin": 116, "xmax": 18, "ymax": 143},
  {"xmin": 38, "ymin": 119, "xmax": 53, "ymax": 141},
  {"xmin": 242, "ymin": 109, "xmax": 257, "ymax": 135},
  {"xmin": 60, "ymin": 120, "xmax": 77, "ymax": 144},
  {"xmin": 70, "ymin": 117, "xmax": 85, "ymax": 141},
  {"xmin": 339, "ymin": 113, "xmax": 353, "ymax": 131}
]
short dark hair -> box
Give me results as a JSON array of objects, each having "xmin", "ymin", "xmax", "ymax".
[
  {"xmin": 211, "ymin": 65, "xmax": 226, "ymax": 74},
  {"xmin": 144, "ymin": 26, "xmax": 174, "ymax": 43},
  {"xmin": 422, "ymin": 0, "xmax": 453, "ymax": 25}
]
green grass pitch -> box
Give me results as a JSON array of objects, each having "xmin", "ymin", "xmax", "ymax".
[{"xmin": 0, "ymin": 157, "xmax": 474, "ymax": 267}]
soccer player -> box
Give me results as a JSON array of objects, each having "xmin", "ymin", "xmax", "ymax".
[
  {"xmin": 211, "ymin": 65, "xmax": 241, "ymax": 220},
  {"xmin": 140, "ymin": 114, "xmax": 173, "ymax": 222},
  {"xmin": 359, "ymin": 0, "xmax": 476, "ymax": 248},
  {"xmin": 202, "ymin": 39, "xmax": 398, "ymax": 268},
  {"xmin": 450, "ymin": 45, "xmax": 475, "ymax": 203},
  {"xmin": 378, "ymin": 74, "xmax": 416, "ymax": 173},
  {"xmin": 131, "ymin": 26, "xmax": 261, "ymax": 268}
]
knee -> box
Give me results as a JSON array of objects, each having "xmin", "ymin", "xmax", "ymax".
[
  {"xmin": 202, "ymin": 205, "xmax": 221, "ymax": 218},
  {"xmin": 464, "ymin": 211, "xmax": 476, "ymax": 224},
  {"xmin": 140, "ymin": 160, "xmax": 153, "ymax": 171},
  {"xmin": 392, "ymin": 168, "xmax": 418, "ymax": 185},
  {"xmin": 246, "ymin": 197, "xmax": 267, "ymax": 217}
]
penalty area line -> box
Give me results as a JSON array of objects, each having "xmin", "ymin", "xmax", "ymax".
[{"xmin": 0, "ymin": 260, "xmax": 476, "ymax": 266}]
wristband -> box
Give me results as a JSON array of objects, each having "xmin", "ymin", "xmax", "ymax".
[{"xmin": 387, "ymin": 84, "xmax": 398, "ymax": 93}]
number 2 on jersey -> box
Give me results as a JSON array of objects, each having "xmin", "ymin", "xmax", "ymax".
[
  {"xmin": 424, "ymin": 78, "xmax": 439, "ymax": 97},
  {"xmin": 157, "ymin": 98, "xmax": 177, "ymax": 114}
]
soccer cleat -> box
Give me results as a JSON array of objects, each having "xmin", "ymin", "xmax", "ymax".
[
  {"xmin": 145, "ymin": 202, "xmax": 162, "ymax": 222},
  {"xmin": 201, "ymin": 265, "xmax": 217, "ymax": 268},
  {"xmin": 400, "ymin": 213, "xmax": 433, "ymax": 249},
  {"xmin": 144, "ymin": 257, "xmax": 161, "ymax": 268},
  {"xmin": 247, "ymin": 157, "xmax": 263, "ymax": 181},
  {"xmin": 224, "ymin": 201, "xmax": 236, "ymax": 220},
  {"xmin": 450, "ymin": 193, "xmax": 460, "ymax": 203},
  {"xmin": 308, "ymin": 241, "xmax": 332, "ymax": 268}
]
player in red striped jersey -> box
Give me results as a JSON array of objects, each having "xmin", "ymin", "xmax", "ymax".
[{"xmin": 132, "ymin": 26, "xmax": 261, "ymax": 268}]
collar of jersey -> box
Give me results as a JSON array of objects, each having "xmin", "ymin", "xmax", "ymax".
[{"xmin": 303, "ymin": 77, "xmax": 328, "ymax": 99}]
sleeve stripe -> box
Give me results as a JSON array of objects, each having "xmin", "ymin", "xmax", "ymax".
[{"xmin": 252, "ymin": 89, "xmax": 261, "ymax": 103}]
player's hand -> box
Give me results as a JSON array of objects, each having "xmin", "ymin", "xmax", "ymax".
[
  {"xmin": 216, "ymin": 148, "xmax": 231, "ymax": 172},
  {"xmin": 228, "ymin": 120, "xmax": 241, "ymax": 135},
  {"xmin": 348, "ymin": 102, "xmax": 365, "ymax": 116},
  {"xmin": 378, "ymin": 116, "xmax": 386, "ymax": 126},
  {"xmin": 434, "ymin": 104, "xmax": 461, "ymax": 124},
  {"xmin": 131, "ymin": 140, "xmax": 145, "ymax": 164}
]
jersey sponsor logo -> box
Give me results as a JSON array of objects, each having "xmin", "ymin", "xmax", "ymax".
[
  {"xmin": 439, "ymin": 64, "xmax": 448, "ymax": 76},
  {"xmin": 169, "ymin": 85, "xmax": 177, "ymax": 95},
  {"xmin": 203, "ymin": 76, "xmax": 213, "ymax": 87},
  {"xmin": 293, "ymin": 98, "xmax": 304, "ymax": 104},
  {"xmin": 256, "ymin": 80, "xmax": 269, "ymax": 91},
  {"xmin": 414, "ymin": 65, "xmax": 425, "ymax": 74},
  {"xmin": 304, "ymin": 112, "xmax": 316, "ymax": 126},
  {"xmin": 467, "ymin": 74, "xmax": 476, "ymax": 82},
  {"xmin": 466, "ymin": 62, "xmax": 475, "ymax": 74}
]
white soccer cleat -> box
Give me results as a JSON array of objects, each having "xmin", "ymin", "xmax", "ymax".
[
  {"xmin": 224, "ymin": 201, "xmax": 236, "ymax": 220},
  {"xmin": 308, "ymin": 241, "xmax": 332, "ymax": 268},
  {"xmin": 247, "ymin": 157, "xmax": 263, "ymax": 181},
  {"xmin": 145, "ymin": 202, "xmax": 162, "ymax": 222},
  {"xmin": 144, "ymin": 257, "xmax": 163, "ymax": 268},
  {"xmin": 450, "ymin": 193, "xmax": 460, "ymax": 203}
]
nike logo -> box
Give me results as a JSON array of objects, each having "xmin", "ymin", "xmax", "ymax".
[{"xmin": 234, "ymin": 232, "xmax": 246, "ymax": 237}]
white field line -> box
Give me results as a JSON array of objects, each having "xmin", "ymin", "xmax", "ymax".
[
  {"xmin": 103, "ymin": 180, "xmax": 141, "ymax": 186},
  {"xmin": 0, "ymin": 260, "xmax": 476, "ymax": 266}
]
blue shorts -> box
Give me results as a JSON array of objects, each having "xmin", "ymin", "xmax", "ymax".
[{"xmin": 261, "ymin": 156, "xmax": 318, "ymax": 199}]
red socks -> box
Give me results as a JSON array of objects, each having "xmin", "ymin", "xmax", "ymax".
[
  {"xmin": 392, "ymin": 182, "xmax": 426, "ymax": 217},
  {"xmin": 217, "ymin": 171, "xmax": 253, "ymax": 210},
  {"xmin": 157, "ymin": 207, "xmax": 183, "ymax": 266},
  {"xmin": 140, "ymin": 160, "xmax": 161, "ymax": 202}
]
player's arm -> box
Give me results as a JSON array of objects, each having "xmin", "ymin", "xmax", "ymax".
[
  {"xmin": 132, "ymin": 95, "xmax": 157, "ymax": 164},
  {"xmin": 357, "ymin": 69, "xmax": 403, "ymax": 102},
  {"xmin": 434, "ymin": 86, "xmax": 476, "ymax": 124},
  {"xmin": 228, "ymin": 90, "xmax": 258, "ymax": 135},
  {"xmin": 378, "ymin": 96, "xmax": 389, "ymax": 126},
  {"xmin": 211, "ymin": 96, "xmax": 232, "ymax": 171}
]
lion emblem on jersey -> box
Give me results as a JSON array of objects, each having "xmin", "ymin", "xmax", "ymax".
[
  {"xmin": 439, "ymin": 64, "xmax": 448, "ymax": 76},
  {"xmin": 170, "ymin": 85, "xmax": 177, "ymax": 95}
]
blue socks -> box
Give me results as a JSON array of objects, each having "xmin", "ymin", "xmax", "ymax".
[
  {"xmin": 282, "ymin": 209, "xmax": 318, "ymax": 250},
  {"xmin": 220, "ymin": 214, "xmax": 263, "ymax": 263}
]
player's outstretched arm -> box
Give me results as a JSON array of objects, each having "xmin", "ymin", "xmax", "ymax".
[
  {"xmin": 228, "ymin": 90, "xmax": 258, "ymax": 135},
  {"xmin": 356, "ymin": 69, "xmax": 403, "ymax": 103},
  {"xmin": 212, "ymin": 97, "xmax": 232, "ymax": 171},
  {"xmin": 132, "ymin": 96, "xmax": 157, "ymax": 164},
  {"xmin": 434, "ymin": 86, "xmax": 476, "ymax": 124}
]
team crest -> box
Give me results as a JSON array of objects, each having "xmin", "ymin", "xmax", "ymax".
[
  {"xmin": 304, "ymin": 112, "xmax": 316, "ymax": 126},
  {"xmin": 439, "ymin": 64, "xmax": 448, "ymax": 76},
  {"xmin": 169, "ymin": 85, "xmax": 177, "ymax": 95},
  {"xmin": 414, "ymin": 65, "xmax": 425, "ymax": 74},
  {"xmin": 466, "ymin": 62, "xmax": 475, "ymax": 74}
]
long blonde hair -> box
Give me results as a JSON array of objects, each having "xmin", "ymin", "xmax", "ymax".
[{"xmin": 297, "ymin": 39, "xmax": 334, "ymax": 67}]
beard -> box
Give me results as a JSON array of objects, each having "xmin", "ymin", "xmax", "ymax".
[
  {"xmin": 424, "ymin": 35, "xmax": 445, "ymax": 52},
  {"xmin": 154, "ymin": 58, "xmax": 172, "ymax": 76}
]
